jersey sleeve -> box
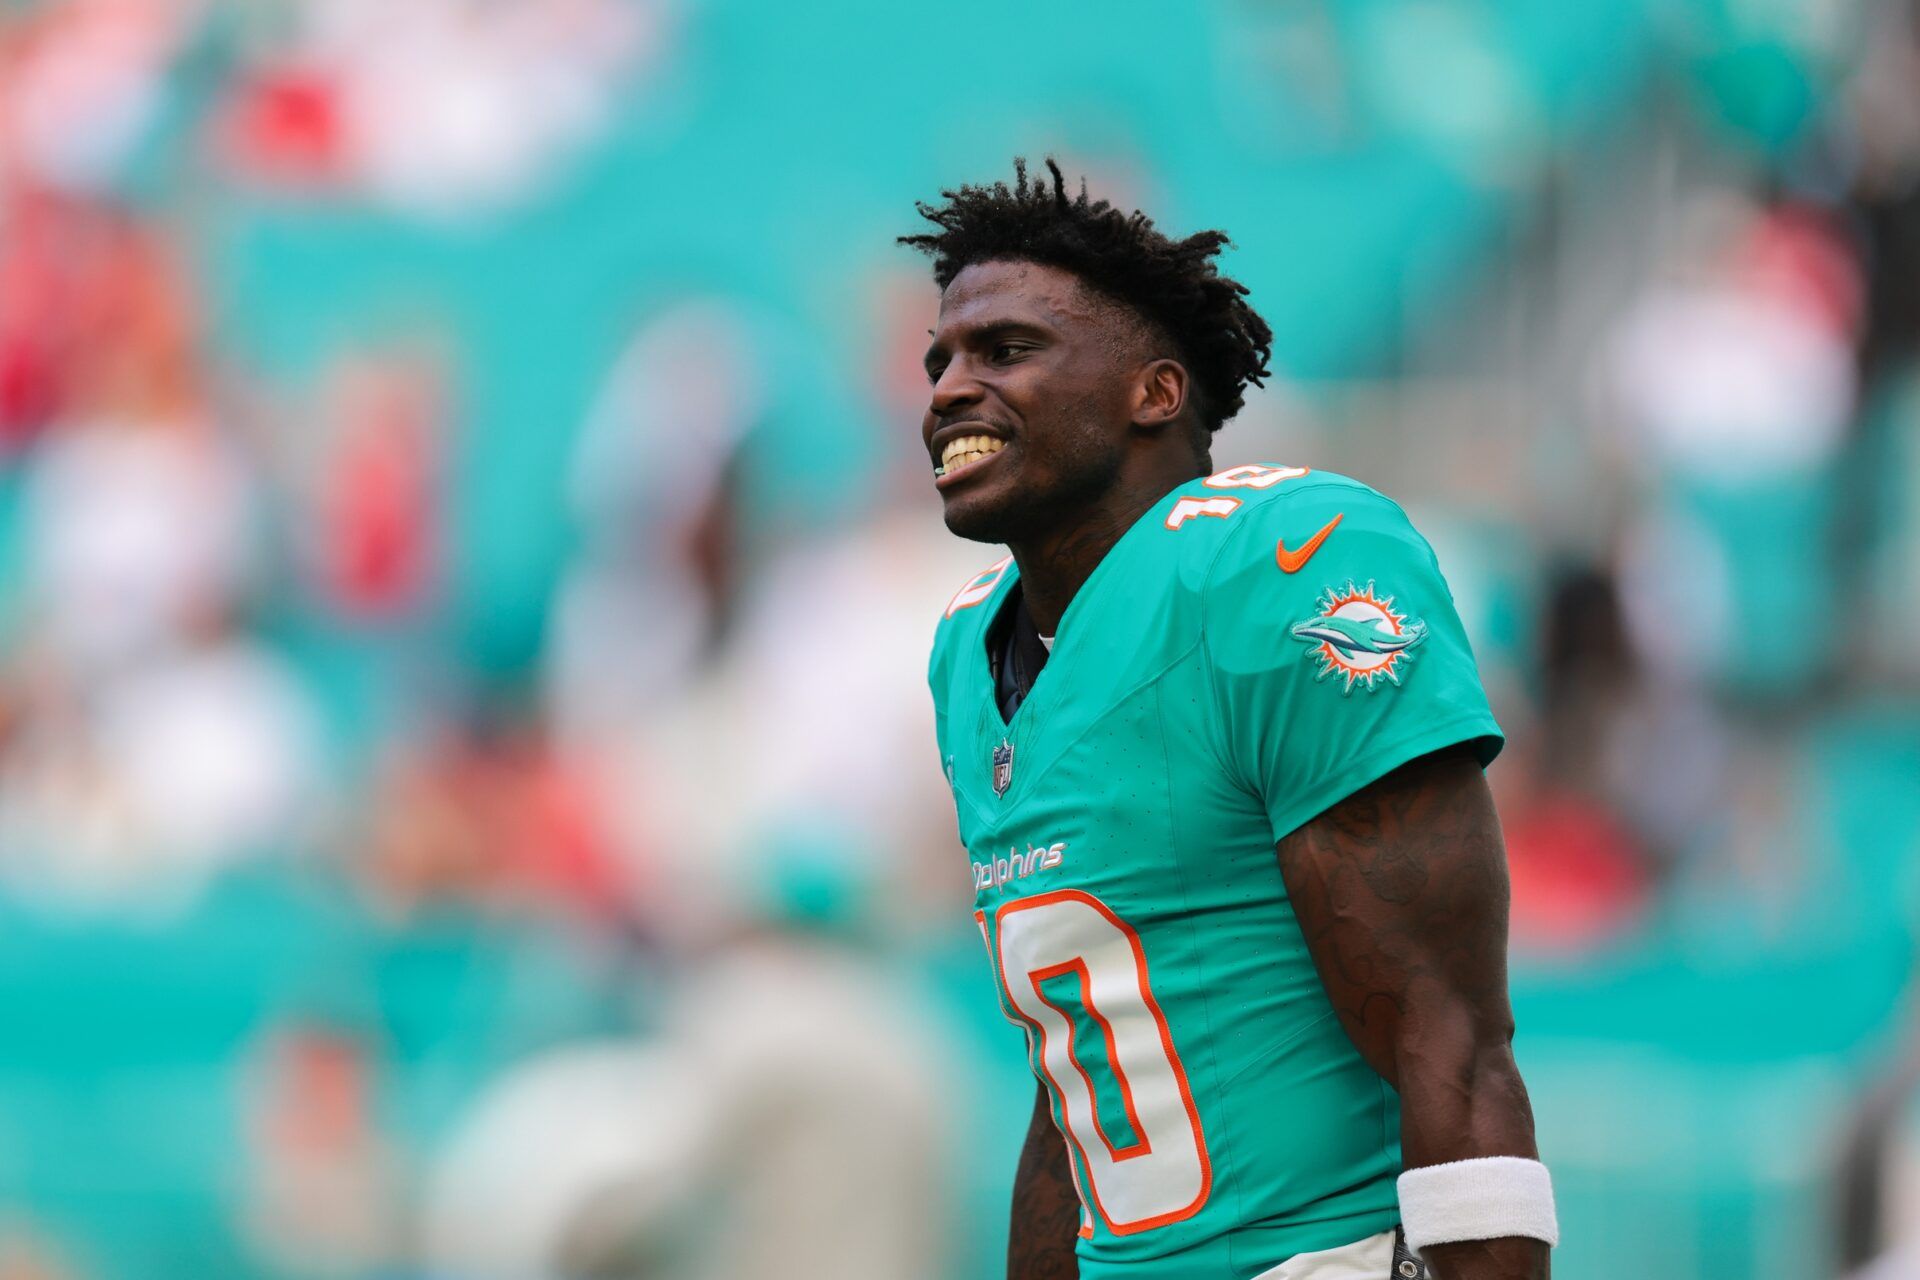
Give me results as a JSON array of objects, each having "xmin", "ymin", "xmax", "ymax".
[{"xmin": 1201, "ymin": 483, "xmax": 1503, "ymax": 842}]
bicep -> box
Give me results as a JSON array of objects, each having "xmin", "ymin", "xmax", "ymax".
[{"xmin": 1273, "ymin": 744, "xmax": 1516, "ymax": 1089}]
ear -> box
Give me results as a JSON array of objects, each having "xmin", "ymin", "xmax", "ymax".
[{"xmin": 1131, "ymin": 358, "xmax": 1189, "ymax": 433}]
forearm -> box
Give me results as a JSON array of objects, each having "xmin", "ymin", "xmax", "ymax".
[
  {"xmin": 1275, "ymin": 749, "xmax": 1553, "ymax": 1280},
  {"xmin": 1398, "ymin": 1042, "xmax": 1549, "ymax": 1280},
  {"xmin": 1418, "ymin": 1235, "xmax": 1549, "ymax": 1280},
  {"xmin": 1398, "ymin": 1033, "xmax": 1537, "ymax": 1171},
  {"xmin": 1008, "ymin": 1084, "xmax": 1080, "ymax": 1280}
]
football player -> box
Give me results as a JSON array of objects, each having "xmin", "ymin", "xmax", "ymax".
[{"xmin": 907, "ymin": 161, "xmax": 1556, "ymax": 1279}]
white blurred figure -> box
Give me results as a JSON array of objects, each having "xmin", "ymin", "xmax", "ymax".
[
  {"xmin": 610, "ymin": 493, "xmax": 990, "ymax": 955},
  {"xmin": 1602, "ymin": 194, "xmax": 1863, "ymax": 697},
  {"xmin": 1849, "ymin": 1246, "xmax": 1920, "ymax": 1280},
  {"xmin": 546, "ymin": 298, "xmax": 765, "ymax": 753},
  {"xmin": 420, "ymin": 836, "xmax": 957, "ymax": 1280},
  {"xmin": 602, "ymin": 279, "xmax": 982, "ymax": 934},
  {"xmin": 697, "ymin": 507, "xmax": 983, "ymax": 905},
  {"xmin": 0, "ymin": 418, "xmax": 322, "ymax": 911},
  {"xmin": 89, "ymin": 634, "xmax": 321, "ymax": 874},
  {"xmin": 0, "ymin": 0, "xmax": 203, "ymax": 195},
  {"xmin": 421, "ymin": 1044, "xmax": 720, "ymax": 1279},
  {"xmin": 665, "ymin": 918, "xmax": 953, "ymax": 1280},
  {"xmin": 500, "ymin": 266, "xmax": 965, "ymax": 1275},
  {"xmin": 1606, "ymin": 217, "xmax": 1856, "ymax": 485},
  {"xmin": 21, "ymin": 418, "xmax": 249, "ymax": 673},
  {"xmin": 218, "ymin": 0, "xmax": 672, "ymax": 219}
]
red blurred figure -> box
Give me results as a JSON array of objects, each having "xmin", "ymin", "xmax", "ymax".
[
  {"xmin": 1502, "ymin": 787, "xmax": 1651, "ymax": 954},
  {"xmin": 0, "ymin": 179, "xmax": 203, "ymax": 454},
  {"xmin": 313, "ymin": 354, "xmax": 443, "ymax": 620},
  {"xmin": 363, "ymin": 713, "xmax": 627, "ymax": 927},
  {"xmin": 216, "ymin": 65, "xmax": 351, "ymax": 188},
  {"xmin": 244, "ymin": 1026, "xmax": 398, "ymax": 1277},
  {"xmin": 0, "ymin": 188, "xmax": 69, "ymax": 449}
]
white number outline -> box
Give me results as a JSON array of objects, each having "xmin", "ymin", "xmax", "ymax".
[
  {"xmin": 978, "ymin": 909, "xmax": 1097, "ymax": 1239},
  {"xmin": 1203, "ymin": 463, "xmax": 1309, "ymax": 490},
  {"xmin": 946, "ymin": 554, "xmax": 1014, "ymax": 617},
  {"xmin": 982, "ymin": 890, "xmax": 1213, "ymax": 1236},
  {"xmin": 1164, "ymin": 496, "xmax": 1242, "ymax": 530}
]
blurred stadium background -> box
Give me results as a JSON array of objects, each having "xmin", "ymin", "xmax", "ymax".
[{"xmin": 0, "ymin": 0, "xmax": 1917, "ymax": 1277}]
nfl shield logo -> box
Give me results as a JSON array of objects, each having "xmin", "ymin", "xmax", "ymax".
[{"xmin": 991, "ymin": 741, "xmax": 1014, "ymax": 797}]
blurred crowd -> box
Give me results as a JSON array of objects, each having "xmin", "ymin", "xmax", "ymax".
[{"xmin": 1, "ymin": 2, "xmax": 1919, "ymax": 1279}]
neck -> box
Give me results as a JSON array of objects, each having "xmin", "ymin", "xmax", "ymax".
[{"xmin": 1009, "ymin": 472, "xmax": 1189, "ymax": 635}]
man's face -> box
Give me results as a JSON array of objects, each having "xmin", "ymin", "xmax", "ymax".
[{"xmin": 921, "ymin": 259, "xmax": 1142, "ymax": 545}]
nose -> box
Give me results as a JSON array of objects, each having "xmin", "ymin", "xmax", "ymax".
[{"xmin": 928, "ymin": 355, "xmax": 985, "ymax": 417}]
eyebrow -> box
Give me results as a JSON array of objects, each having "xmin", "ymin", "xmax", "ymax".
[{"xmin": 922, "ymin": 318, "xmax": 1049, "ymax": 368}]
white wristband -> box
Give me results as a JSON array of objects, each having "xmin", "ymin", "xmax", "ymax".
[{"xmin": 1397, "ymin": 1156, "xmax": 1559, "ymax": 1250}]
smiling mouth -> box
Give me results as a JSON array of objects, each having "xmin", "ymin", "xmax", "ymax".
[{"xmin": 935, "ymin": 433, "xmax": 1006, "ymax": 479}]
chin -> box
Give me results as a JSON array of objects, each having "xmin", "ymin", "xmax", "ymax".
[{"xmin": 939, "ymin": 483, "xmax": 1026, "ymax": 545}]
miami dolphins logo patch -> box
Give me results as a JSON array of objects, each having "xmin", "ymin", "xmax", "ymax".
[{"xmin": 1289, "ymin": 580, "xmax": 1427, "ymax": 693}]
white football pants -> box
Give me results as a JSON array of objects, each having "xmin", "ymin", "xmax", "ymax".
[{"xmin": 1250, "ymin": 1229, "xmax": 1400, "ymax": 1279}]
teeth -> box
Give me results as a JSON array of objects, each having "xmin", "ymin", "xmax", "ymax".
[{"xmin": 939, "ymin": 434, "xmax": 1005, "ymax": 474}]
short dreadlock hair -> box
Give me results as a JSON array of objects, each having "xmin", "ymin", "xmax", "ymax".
[{"xmin": 900, "ymin": 157, "xmax": 1273, "ymax": 434}]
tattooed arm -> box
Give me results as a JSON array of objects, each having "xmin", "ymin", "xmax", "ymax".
[
  {"xmin": 1276, "ymin": 745, "xmax": 1548, "ymax": 1280},
  {"xmin": 1009, "ymin": 1082, "xmax": 1081, "ymax": 1279}
]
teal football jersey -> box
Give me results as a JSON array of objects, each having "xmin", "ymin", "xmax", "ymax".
[{"xmin": 928, "ymin": 465, "xmax": 1503, "ymax": 1278}]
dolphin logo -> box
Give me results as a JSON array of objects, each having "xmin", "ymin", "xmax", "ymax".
[
  {"xmin": 1289, "ymin": 615, "xmax": 1427, "ymax": 658},
  {"xmin": 1289, "ymin": 580, "xmax": 1428, "ymax": 693}
]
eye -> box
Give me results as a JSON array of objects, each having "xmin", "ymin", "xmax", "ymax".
[
  {"xmin": 925, "ymin": 362, "xmax": 947, "ymax": 384},
  {"xmin": 991, "ymin": 341, "xmax": 1031, "ymax": 362}
]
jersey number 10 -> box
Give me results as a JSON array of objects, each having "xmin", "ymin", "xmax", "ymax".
[
  {"xmin": 980, "ymin": 890, "xmax": 1213, "ymax": 1237},
  {"xmin": 1165, "ymin": 465, "xmax": 1310, "ymax": 530}
]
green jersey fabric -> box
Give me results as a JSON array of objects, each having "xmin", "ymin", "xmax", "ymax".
[{"xmin": 928, "ymin": 466, "xmax": 1503, "ymax": 1278}]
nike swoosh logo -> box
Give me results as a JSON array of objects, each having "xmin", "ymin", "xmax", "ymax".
[{"xmin": 1275, "ymin": 513, "xmax": 1343, "ymax": 573}]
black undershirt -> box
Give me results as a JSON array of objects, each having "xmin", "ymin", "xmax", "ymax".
[{"xmin": 987, "ymin": 582, "xmax": 1051, "ymax": 722}]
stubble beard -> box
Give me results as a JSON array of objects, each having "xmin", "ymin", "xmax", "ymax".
[{"xmin": 941, "ymin": 434, "xmax": 1124, "ymax": 554}]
